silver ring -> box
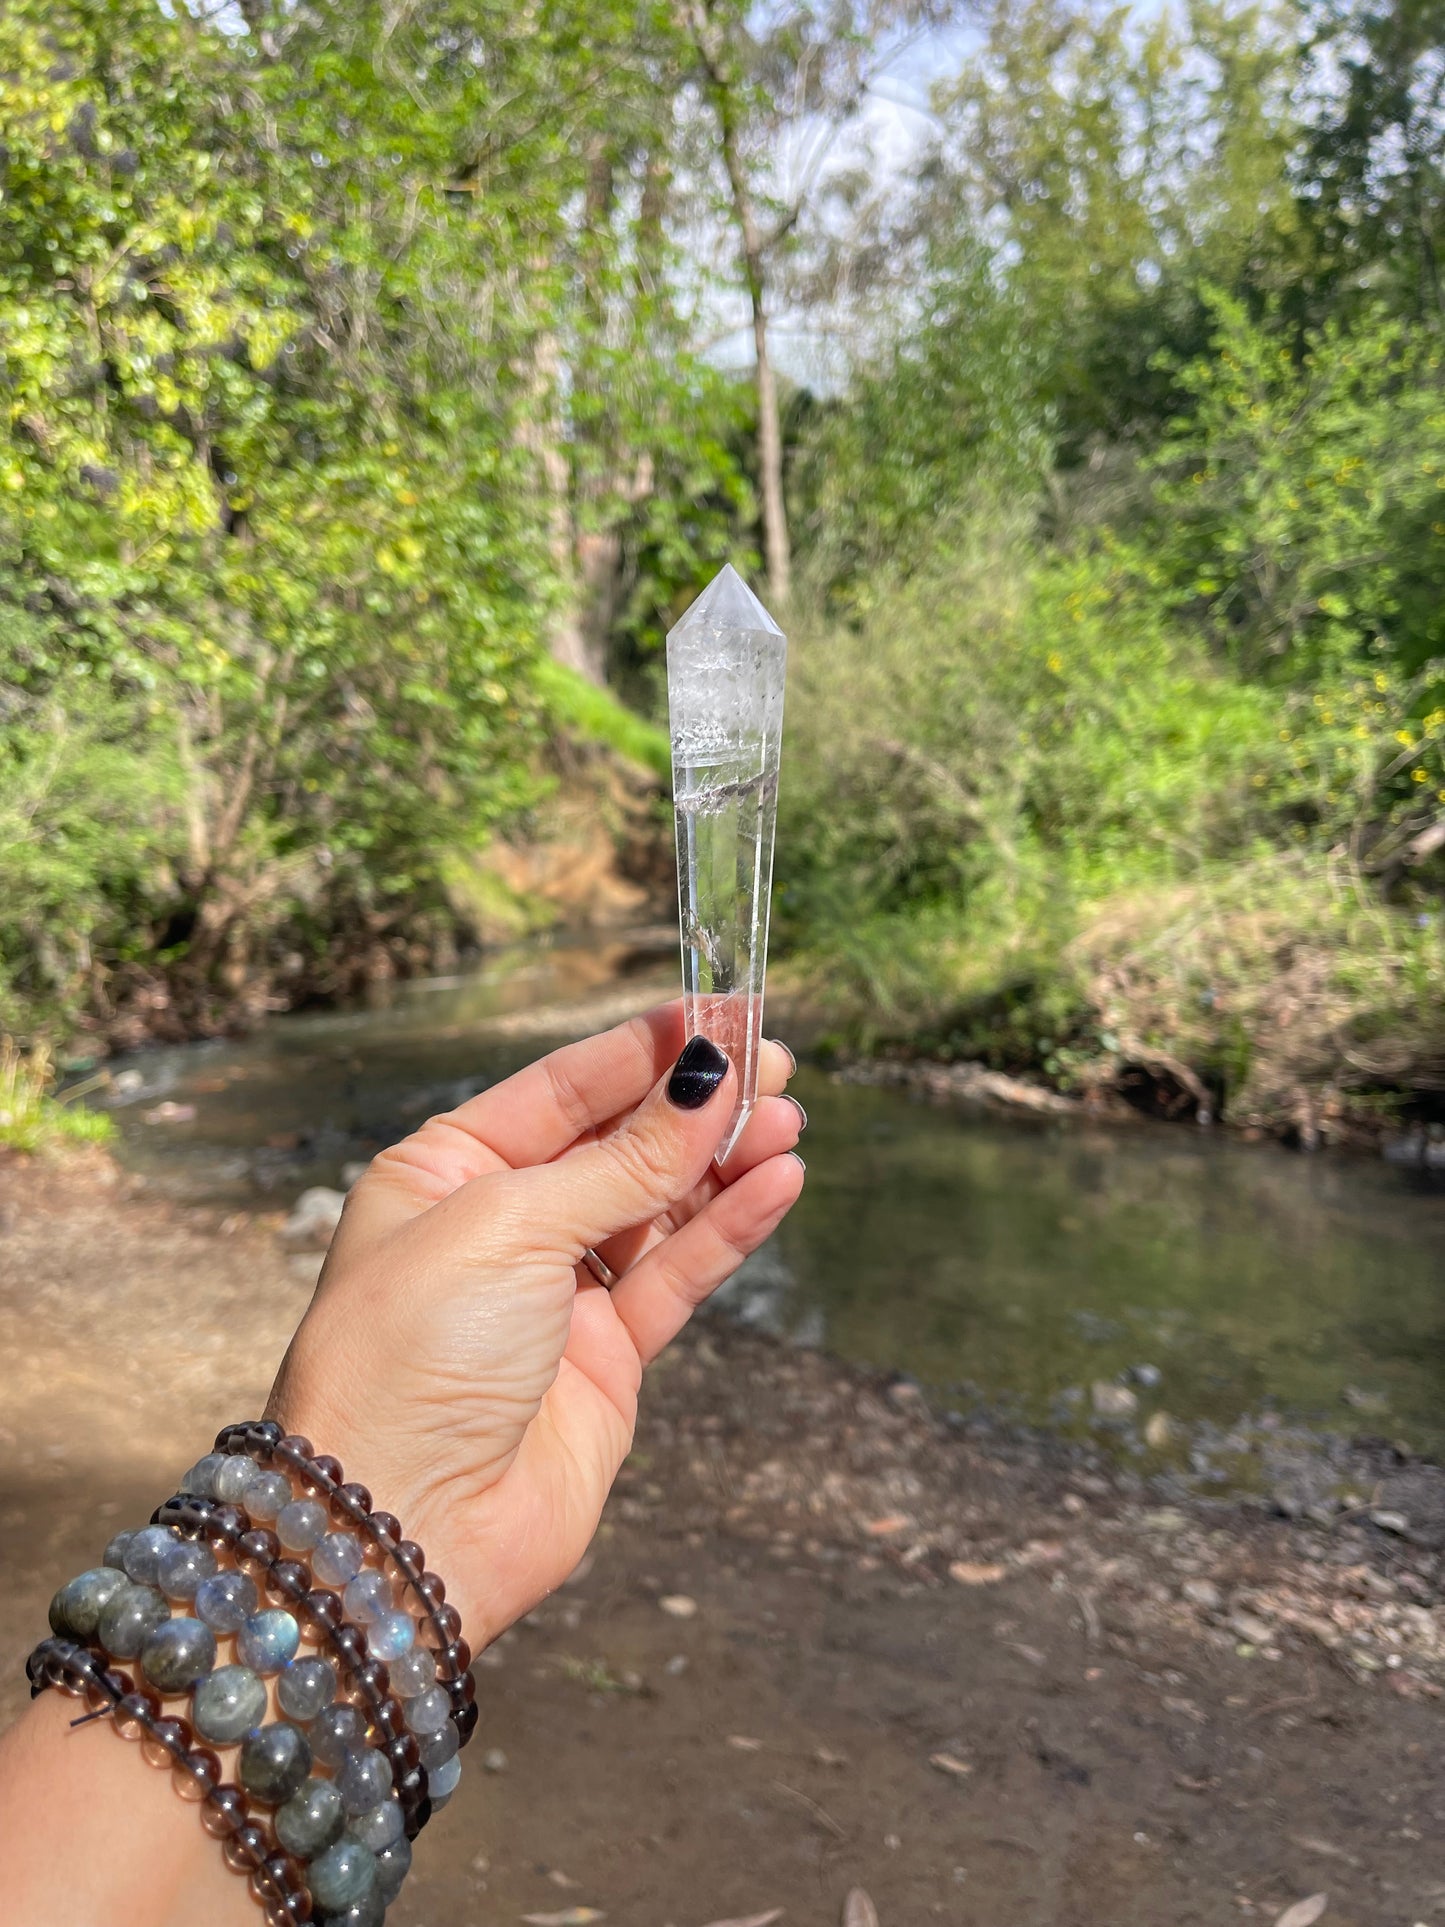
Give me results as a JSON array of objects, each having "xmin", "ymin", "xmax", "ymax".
[{"xmin": 580, "ymin": 1247, "xmax": 618, "ymax": 1288}]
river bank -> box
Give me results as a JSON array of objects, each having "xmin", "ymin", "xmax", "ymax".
[{"xmin": 2, "ymin": 1150, "xmax": 1443, "ymax": 1924}]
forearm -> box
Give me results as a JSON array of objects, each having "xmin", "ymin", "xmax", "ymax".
[{"xmin": 0, "ymin": 1691, "xmax": 251, "ymax": 1927}]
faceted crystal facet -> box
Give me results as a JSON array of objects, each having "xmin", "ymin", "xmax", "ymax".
[{"xmin": 667, "ymin": 564, "xmax": 787, "ymax": 1162}]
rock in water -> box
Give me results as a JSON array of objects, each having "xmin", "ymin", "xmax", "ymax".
[{"xmin": 282, "ymin": 1187, "xmax": 347, "ymax": 1249}]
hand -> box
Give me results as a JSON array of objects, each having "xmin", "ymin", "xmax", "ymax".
[{"xmin": 267, "ymin": 1004, "xmax": 805, "ymax": 1644}]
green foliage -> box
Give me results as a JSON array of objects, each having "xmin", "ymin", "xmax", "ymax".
[
  {"xmin": 531, "ymin": 658, "xmax": 671, "ymax": 779},
  {"xmin": 0, "ymin": 1039, "xmax": 112, "ymax": 1153}
]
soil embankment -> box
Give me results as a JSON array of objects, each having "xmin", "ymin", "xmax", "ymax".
[{"xmin": 1, "ymin": 1153, "xmax": 1442, "ymax": 1925}]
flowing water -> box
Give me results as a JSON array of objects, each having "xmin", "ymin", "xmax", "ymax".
[{"xmin": 102, "ymin": 936, "xmax": 1445, "ymax": 1470}]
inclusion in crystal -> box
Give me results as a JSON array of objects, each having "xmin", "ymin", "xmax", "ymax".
[{"xmin": 667, "ymin": 564, "xmax": 787, "ymax": 1162}]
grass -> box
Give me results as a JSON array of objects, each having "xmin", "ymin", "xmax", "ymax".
[
  {"xmin": 0, "ymin": 1038, "xmax": 113, "ymax": 1153},
  {"xmin": 532, "ymin": 656, "xmax": 671, "ymax": 781}
]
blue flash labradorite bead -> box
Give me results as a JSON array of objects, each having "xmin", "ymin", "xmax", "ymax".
[
  {"xmin": 156, "ymin": 1537, "xmax": 218, "ymax": 1602},
  {"xmin": 211, "ymin": 1454, "xmax": 256, "ymax": 1503},
  {"xmin": 103, "ymin": 1529, "xmax": 138, "ymax": 1571},
  {"xmin": 274, "ymin": 1776, "xmax": 346, "ymax": 1860},
  {"xmin": 275, "ymin": 1500, "xmax": 328, "ymax": 1552},
  {"xmin": 49, "ymin": 1566, "xmax": 128, "ymax": 1640},
  {"xmin": 310, "ymin": 1701, "xmax": 367, "ymax": 1772},
  {"xmin": 323, "ymin": 1890, "xmax": 385, "ymax": 1927},
  {"xmin": 418, "ymin": 1720, "xmax": 458, "ymax": 1773},
  {"xmin": 336, "ymin": 1746, "xmax": 393, "ymax": 1816},
  {"xmin": 242, "ymin": 1469, "xmax": 292, "ymax": 1523},
  {"xmin": 180, "ymin": 1452, "xmax": 226, "ymax": 1497},
  {"xmin": 277, "ymin": 1656, "xmax": 338, "ymax": 1722},
  {"xmin": 194, "ymin": 1570, "xmax": 258, "ymax": 1634},
  {"xmin": 141, "ymin": 1616, "xmax": 217, "ymax": 1693},
  {"xmin": 375, "ymin": 1832, "xmax": 412, "ymax": 1901},
  {"xmin": 312, "ymin": 1531, "xmax": 364, "ymax": 1587},
  {"xmin": 239, "ymin": 1721, "xmax": 312, "ymax": 1806},
  {"xmin": 237, "ymin": 1608, "xmax": 300, "ymax": 1675},
  {"xmin": 403, "ymin": 1686, "xmax": 450, "ymax": 1737},
  {"xmin": 122, "ymin": 1525, "xmax": 178, "ymax": 1588},
  {"xmin": 307, "ymin": 1838, "xmax": 378, "ymax": 1915},
  {"xmin": 342, "ymin": 1570, "xmax": 390, "ymax": 1625},
  {"xmin": 98, "ymin": 1582, "xmax": 170, "ymax": 1659},
  {"xmin": 365, "ymin": 1608, "xmax": 415, "ymax": 1663},
  {"xmin": 387, "ymin": 1647, "xmax": 435, "ymax": 1699},
  {"xmin": 428, "ymin": 1752, "xmax": 462, "ymax": 1803},
  {"xmin": 192, "ymin": 1663, "xmax": 268, "ymax": 1744},
  {"xmin": 346, "ymin": 1797, "xmax": 405, "ymax": 1853}
]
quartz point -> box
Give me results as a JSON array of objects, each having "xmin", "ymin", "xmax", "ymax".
[{"xmin": 667, "ymin": 563, "xmax": 787, "ymax": 1162}]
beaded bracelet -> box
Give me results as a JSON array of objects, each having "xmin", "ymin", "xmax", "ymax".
[
  {"xmin": 27, "ymin": 1637, "xmax": 314, "ymax": 1926},
  {"xmin": 211, "ymin": 1425, "xmax": 476, "ymax": 1754}
]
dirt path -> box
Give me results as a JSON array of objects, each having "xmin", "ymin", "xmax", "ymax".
[{"xmin": 1, "ymin": 1155, "xmax": 1441, "ymax": 1927}]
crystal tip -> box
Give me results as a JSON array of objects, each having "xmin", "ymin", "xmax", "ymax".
[{"xmin": 670, "ymin": 562, "xmax": 784, "ymax": 640}]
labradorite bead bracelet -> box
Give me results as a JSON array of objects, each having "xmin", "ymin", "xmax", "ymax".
[
  {"xmin": 26, "ymin": 1638, "xmax": 314, "ymax": 1927},
  {"xmin": 211, "ymin": 1424, "xmax": 478, "ymax": 1753}
]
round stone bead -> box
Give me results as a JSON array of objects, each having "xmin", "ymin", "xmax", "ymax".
[
  {"xmin": 308, "ymin": 1839, "xmax": 378, "ymax": 1915},
  {"xmin": 103, "ymin": 1529, "xmax": 138, "ymax": 1571},
  {"xmin": 418, "ymin": 1720, "xmax": 459, "ymax": 1773},
  {"xmin": 156, "ymin": 1538, "xmax": 218, "ymax": 1602},
  {"xmin": 403, "ymin": 1686, "xmax": 450, "ymax": 1737},
  {"xmin": 366, "ymin": 1609, "xmax": 415, "ymax": 1663},
  {"xmin": 427, "ymin": 1753, "xmax": 462, "ymax": 1803},
  {"xmin": 375, "ymin": 1832, "xmax": 411, "ymax": 1902},
  {"xmin": 195, "ymin": 1570, "xmax": 259, "ymax": 1634},
  {"xmin": 50, "ymin": 1566, "xmax": 128, "ymax": 1640},
  {"xmin": 310, "ymin": 1701, "xmax": 367, "ymax": 1772},
  {"xmin": 387, "ymin": 1647, "xmax": 435, "ymax": 1700},
  {"xmin": 122, "ymin": 1525, "xmax": 179, "ymax": 1588},
  {"xmin": 346, "ymin": 1797, "xmax": 404, "ymax": 1853},
  {"xmin": 336, "ymin": 1746, "xmax": 393, "ymax": 1816},
  {"xmin": 243, "ymin": 1469, "xmax": 293, "ymax": 1523},
  {"xmin": 312, "ymin": 1531, "xmax": 364, "ymax": 1587},
  {"xmin": 141, "ymin": 1617, "xmax": 217, "ymax": 1693},
  {"xmin": 239, "ymin": 1722, "xmax": 312, "ymax": 1806},
  {"xmin": 323, "ymin": 1891, "xmax": 385, "ymax": 1927},
  {"xmin": 181, "ymin": 1453, "xmax": 226, "ymax": 1498},
  {"xmin": 98, "ymin": 1583, "xmax": 170, "ymax": 1660},
  {"xmin": 277, "ymin": 1656, "xmax": 338, "ymax": 1723},
  {"xmin": 342, "ymin": 1571, "xmax": 390, "ymax": 1625},
  {"xmin": 192, "ymin": 1664, "xmax": 268, "ymax": 1745},
  {"xmin": 276, "ymin": 1500, "xmax": 329, "ymax": 1553},
  {"xmin": 238, "ymin": 1609, "xmax": 301, "ymax": 1675},
  {"xmin": 212, "ymin": 1454, "xmax": 257, "ymax": 1504},
  {"xmin": 275, "ymin": 1776, "xmax": 346, "ymax": 1860}
]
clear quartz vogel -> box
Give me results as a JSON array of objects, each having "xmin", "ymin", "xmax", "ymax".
[{"xmin": 667, "ymin": 564, "xmax": 787, "ymax": 1162}]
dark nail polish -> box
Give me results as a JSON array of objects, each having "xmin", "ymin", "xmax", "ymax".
[
  {"xmin": 667, "ymin": 1036, "xmax": 730, "ymax": 1109},
  {"xmin": 784, "ymin": 1094, "xmax": 808, "ymax": 1132}
]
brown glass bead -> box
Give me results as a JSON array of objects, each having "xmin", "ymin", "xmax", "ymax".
[
  {"xmin": 237, "ymin": 1527, "xmax": 280, "ymax": 1577},
  {"xmin": 394, "ymin": 1539, "xmax": 425, "ymax": 1579},
  {"xmin": 222, "ymin": 1822, "xmax": 270, "ymax": 1874},
  {"xmin": 141, "ymin": 1715, "xmax": 193, "ymax": 1768},
  {"xmin": 367, "ymin": 1697, "xmax": 406, "ymax": 1742},
  {"xmin": 247, "ymin": 1420, "xmax": 283, "ymax": 1458},
  {"xmin": 351, "ymin": 1658, "xmax": 390, "ymax": 1702},
  {"xmin": 328, "ymin": 1622, "xmax": 368, "ymax": 1670},
  {"xmin": 250, "ymin": 1852, "xmax": 301, "ymax": 1907},
  {"xmin": 454, "ymin": 1700, "xmax": 480, "ymax": 1746},
  {"xmin": 200, "ymin": 1782, "xmax": 249, "ymax": 1839},
  {"xmin": 208, "ymin": 1507, "xmax": 245, "ymax": 1552},
  {"xmin": 275, "ymin": 1434, "xmax": 315, "ymax": 1471},
  {"xmin": 173, "ymin": 1745, "xmax": 222, "ymax": 1802},
  {"xmin": 385, "ymin": 1730, "xmax": 420, "ymax": 1776},
  {"xmin": 436, "ymin": 1637, "xmax": 471, "ymax": 1679},
  {"xmin": 310, "ymin": 1452, "xmax": 343, "ymax": 1489},
  {"xmin": 115, "ymin": 1690, "xmax": 162, "ymax": 1740},
  {"xmin": 409, "ymin": 1570, "xmax": 446, "ymax": 1613},
  {"xmin": 394, "ymin": 1761, "xmax": 425, "ymax": 1808},
  {"xmin": 268, "ymin": 1560, "xmax": 311, "ymax": 1605},
  {"xmin": 213, "ymin": 1424, "xmax": 242, "ymax": 1452},
  {"xmin": 445, "ymin": 1669, "xmax": 477, "ymax": 1713},
  {"xmin": 264, "ymin": 1894, "xmax": 314, "ymax": 1927},
  {"xmin": 412, "ymin": 1793, "xmax": 433, "ymax": 1833},
  {"xmin": 300, "ymin": 1588, "xmax": 343, "ymax": 1634},
  {"xmin": 420, "ymin": 1601, "xmax": 462, "ymax": 1649},
  {"xmin": 366, "ymin": 1510, "xmax": 402, "ymax": 1551},
  {"xmin": 335, "ymin": 1481, "xmax": 372, "ymax": 1521}
]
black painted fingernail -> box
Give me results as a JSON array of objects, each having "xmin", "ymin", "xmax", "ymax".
[
  {"xmin": 667, "ymin": 1036, "xmax": 730, "ymax": 1108},
  {"xmin": 784, "ymin": 1094, "xmax": 808, "ymax": 1132}
]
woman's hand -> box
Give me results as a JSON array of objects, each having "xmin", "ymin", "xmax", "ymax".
[{"xmin": 267, "ymin": 1004, "xmax": 804, "ymax": 1644}]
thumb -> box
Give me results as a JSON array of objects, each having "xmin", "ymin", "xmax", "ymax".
[{"xmin": 506, "ymin": 1035, "xmax": 735, "ymax": 1254}]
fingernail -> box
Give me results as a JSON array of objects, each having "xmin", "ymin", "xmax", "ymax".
[
  {"xmin": 783, "ymin": 1094, "xmax": 808, "ymax": 1132},
  {"xmin": 789, "ymin": 1150, "xmax": 806, "ymax": 1175},
  {"xmin": 667, "ymin": 1036, "xmax": 730, "ymax": 1109},
  {"xmin": 771, "ymin": 1038, "xmax": 798, "ymax": 1076}
]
